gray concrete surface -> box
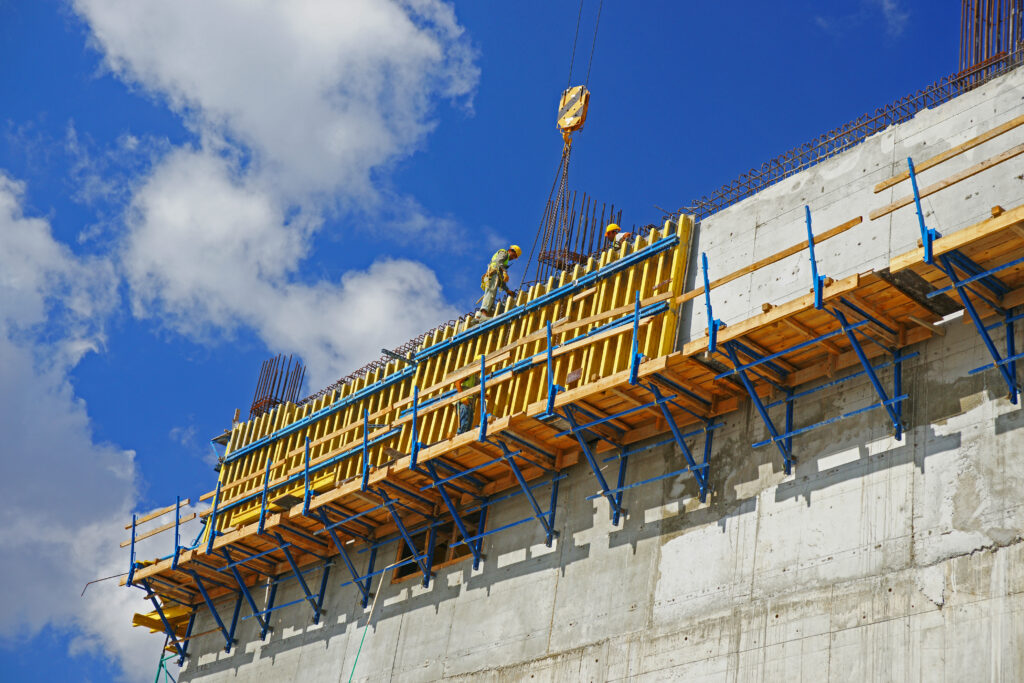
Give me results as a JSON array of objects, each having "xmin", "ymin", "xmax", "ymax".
[{"xmin": 180, "ymin": 66, "xmax": 1024, "ymax": 682}]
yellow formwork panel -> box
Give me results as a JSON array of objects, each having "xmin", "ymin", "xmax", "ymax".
[{"xmin": 209, "ymin": 218, "xmax": 693, "ymax": 531}]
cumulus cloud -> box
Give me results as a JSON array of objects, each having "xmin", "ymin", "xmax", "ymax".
[
  {"xmin": 873, "ymin": 0, "xmax": 909, "ymax": 37},
  {"xmin": 122, "ymin": 147, "xmax": 459, "ymax": 384},
  {"xmin": 0, "ymin": 172, "xmax": 162, "ymax": 679},
  {"xmin": 71, "ymin": 0, "xmax": 477, "ymax": 386},
  {"xmin": 74, "ymin": 0, "xmax": 479, "ymax": 204}
]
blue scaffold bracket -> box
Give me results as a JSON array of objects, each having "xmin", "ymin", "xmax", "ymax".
[
  {"xmin": 206, "ymin": 479, "xmax": 222, "ymax": 554},
  {"xmin": 702, "ymin": 252, "xmax": 725, "ymax": 354},
  {"xmin": 478, "ymin": 354, "xmax": 489, "ymax": 442},
  {"xmin": 360, "ymin": 408, "xmax": 370, "ymax": 491},
  {"xmin": 806, "ymin": 205, "xmax": 826, "ymax": 309},
  {"xmin": 545, "ymin": 321, "xmax": 565, "ymax": 415},
  {"xmin": 300, "ymin": 437, "xmax": 311, "ymax": 515},
  {"xmin": 172, "ymin": 496, "xmax": 181, "ymax": 570},
  {"xmin": 629, "ymin": 290, "xmax": 643, "ymax": 385},
  {"xmin": 127, "ymin": 513, "xmax": 137, "ymax": 586},
  {"xmin": 410, "ymin": 385, "xmax": 422, "ymax": 471},
  {"xmin": 908, "ymin": 156, "xmax": 941, "ymax": 264}
]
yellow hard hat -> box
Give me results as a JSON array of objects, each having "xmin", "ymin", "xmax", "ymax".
[
  {"xmin": 509, "ymin": 244, "xmax": 522, "ymax": 258},
  {"xmin": 605, "ymin": 223, "xmax": 620, "ymax": 235}
]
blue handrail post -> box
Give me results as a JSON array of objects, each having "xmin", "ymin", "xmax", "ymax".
[
  {"xmin": 702, "ymin": 253, "xmax": 724, "ymax": 354},
  {"xmin": 545, "ymin": 321, "xmax": 558, "ymax": 414},
  {"xmin": 908, "ymin": 156, "xmax": 941, "ymax": 264},
  {"xmin": 206, "ymin": 480, "xmax": 221, "ymax": 554},
  {"xmin": 629, "ymin": 290, "xmax": 642, "ymax": 385},
  {"xmin": 258, "ymin": 454, "xmax": 272, "ymax": 535},
  {"xmin": 806, "ymin": 205, "xmax": 826, "ymax": 309},
  {"xmin": 360, "ymin": 409, "xmax": 371, "ymax": 491},
  {"xmin": 172, "ymin": 496, "xmax": 181, "ymax": 570},
  {"xmin": 127, "ymin": 513, "xmax": 137, "ymax": 586},
  {"xmin": 477, "ymin": 354, "xmax": 488, "ymax": 442},
  {"xmin": 410, "ymin": 385, "xmax": 421, "ymax": 471},
  {"xmin": 303, "ymin": 437, "xmax": 311, "ymax": 515}
]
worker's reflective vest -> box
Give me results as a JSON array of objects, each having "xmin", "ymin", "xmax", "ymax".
[{"xmin": 481, "ymin": 249, "xmax": 511, "ymax": 291}]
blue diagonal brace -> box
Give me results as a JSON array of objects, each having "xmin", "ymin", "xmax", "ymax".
[
  {"xmin": 315, "ymin": 509, "xmax": 372, "ymax": 605},
  {"xmin": 908, "ymin": 156, "xmax": 941, "ymax": 264},
  {"xmin": 426, "ymin": 462, "xmax": 482, "ymax": 565},
  {"xmin": 138, "ymin": 581, "xmax": 187, "ymax": 660},
  {"xmin": 501, "ymin": 453, "xmax": 559, "ymax": 545},
  {"xmin": 377, "ymin": 489, "xmax": 432, "ymax": 584},
  {"xmin": 272, "ymin": 532, "xmax": 324, "ymax": 619},
  {"xmin": 829, "ymin": 308, "xmax": 905, "ymax": 433},
  {"xmin": 702, "ymin": 252, "xmax": 725, "ymax": 354},
  {"xmin": 177, "ymin": 610, "xmax": 196, "ymax": 665},
  {"xmin": 218, "ymin": 549, "xmax": 270, "ymax": 634},
  {"xmin": 937, "ymin": 254, "xmax": 1020, "ymax": 403},
  {"xmin": 648, "ymin": 382, "xmax": 710, "ymax": 501},
  {"xmin": 723, "ymin": 342, "xmax": 795, "ymax": 474},
  {"xmin": 562, "ymin": 407, "xmax": 626, "ymax": 522},
  {"xmin": 186, "ymin": 570, "xmax": 234, "ymax": 651}
]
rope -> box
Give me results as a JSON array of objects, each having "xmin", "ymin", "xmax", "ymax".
[
  {"xmin": 347, "ymin": 562, "xmax": 397, "ymax": 682},
  {"xmin": 585, "ymin": 0, "xmax": 603, "ymax": 86},
  {"xmin": 566, "ymin": 0, "xmax": 585, "ymax": 88}
]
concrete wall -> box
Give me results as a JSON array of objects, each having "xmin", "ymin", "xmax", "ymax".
[{"xmin": 180, "ymin": 67, "xmax": 1024, "ymax": 682}]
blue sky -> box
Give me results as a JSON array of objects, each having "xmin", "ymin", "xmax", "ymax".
[{"xmin": 0, "ymin": 1, "xmax": 954, "ymax": 680}]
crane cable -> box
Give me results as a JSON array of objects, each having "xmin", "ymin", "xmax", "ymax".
[{"xmin": 585, "ymin": 0, "xmax": 603, "ymax": 86}]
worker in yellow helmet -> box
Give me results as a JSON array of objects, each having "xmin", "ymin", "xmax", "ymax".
[
  {"xmin": 475, "ymin": 245, "xmax": 521, "ymax": 322},
  {"xmin": 605, "ymin": 223, "xmax": 631, "ymax": 248}
]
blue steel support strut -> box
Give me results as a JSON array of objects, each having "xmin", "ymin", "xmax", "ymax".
[
  {"xmin": 217, "ymin": 549, "xmax": 270, "ymax": 634},
  {"xmin": 172, "ymin": 497, "xmax": 181, "ymax": 570},
  {"xmin": 723, "ymin": 342, "xmax": 795, "ymax": 474},
  {"xmin": 806, "ymin": 205, "xmax": 826, "ymax": 310},
  {"xmin": 829, "ymin": 308, "xmax": 905, "ymax": 434},
  {"xmin": 702, "ymin": 252, "xmax": 725, "ymax": 354},
  {"xmin": 315, "ymin": 510, "xmax": 372, "ymax": 605},
  {"xmin": 647, "ymin": 382, "xmax": 710, "ymax": 501},
  {"xmin": 186, "ymin": 570, "xmax": 234, "ymax": 651},
  {"xmin": 629, "ymin": 290, "xmax": 642, "ymax": 385},
  {"xmin": 127, "ymin": 514, "xmax": 137, "ymax": 587},
  {"xmin": 261, "ymin": 578, "xmax": 277, "ymax": 640},
  {"xmin": 562, "ymin": 406, "xmax": 626, "ymax": 522},
  {"xmin": 258, "ymin": 454, "xmax": 272, "ymax": 535},
  {"xmin": 908, "ymin": 156, "xmax": 941, "ymax": 264},
  {"xmin": 206, "ymin": 480, "xmax": 222, "ymax": 554},
  {"xmin": 478, "ymin": 354, "xmax": 488, "ymax": 441},
  {"xmin": 313, "ymin": 561, "xmax": 331, "ymax": 623},
  {"xmin": 501, "ymin": 451, "xmax": 559, "ymax": 544},
  {"xmin": 271, "ymin": 532, "xmax": 323, "ymax": 619},
  {"xmin": 613, "ymin": 452, "xmax": 628, "ymax": 526},
  {"xmin": 425, "ymin": 461, "xmax": 482, "ymax": 566},
  {"xmin": 377, "ymin": 489, "xmax": 432, "ymax": 584},
  {"xmin": 138, "ymin": 581, "xmax": 187, "ymax": 660},
  {"xmin": 303, "ymin": 437, "xmax": 311, "ymax": 515},
  {"xmin": 360, "ymin": 409, "xmax": 370, "ymax": 491},
  {"xmin": 177, "ymin": 610, "xmax": 196, "ymax": 665},
  {"xmin": 938, "ymin": 254, "xmax": 1020, "ymax": 402},
  {"xmin": 473, "ymin": 499, "xmax": 489, "ymax": 569}
]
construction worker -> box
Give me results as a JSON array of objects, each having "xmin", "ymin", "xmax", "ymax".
[
  {"xmin": 454, "ymin": 374, "xmax": 480, "ymax": 435},
  {"xmin": 475, "ymin": 245, "xmax": 521, "ymax": 321},
  {"xmin": 605, "ymin": 223, "xmax": 631, "ymax": 247}
]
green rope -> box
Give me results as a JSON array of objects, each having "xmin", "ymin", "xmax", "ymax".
[{"xmin": 347, "ymin": 563, "xmax": 392, "ymax": 682}]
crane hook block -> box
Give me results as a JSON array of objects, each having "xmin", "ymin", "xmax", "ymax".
[{"xmin": 557, "ymin": 85, "xmax": 590, "ymax": 134}]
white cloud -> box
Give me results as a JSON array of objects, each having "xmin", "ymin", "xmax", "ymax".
[
  {"xmin": 873, "ymin": 0, "xmax": 908, "ymax": 37},
  {"xmin": 122, "ymin": 147, "xmax": 459, "ymax": 385},
  {"xmin": 71, "ymin": 0, "xmax": 477, "ymax": 387},
  {"xmin": 0, "ymin": 172, "xmax": 163, "ymax": 679},
  {"xmin": 73, "ymin": 0, "xmax": 478, "ymax": 205}
]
